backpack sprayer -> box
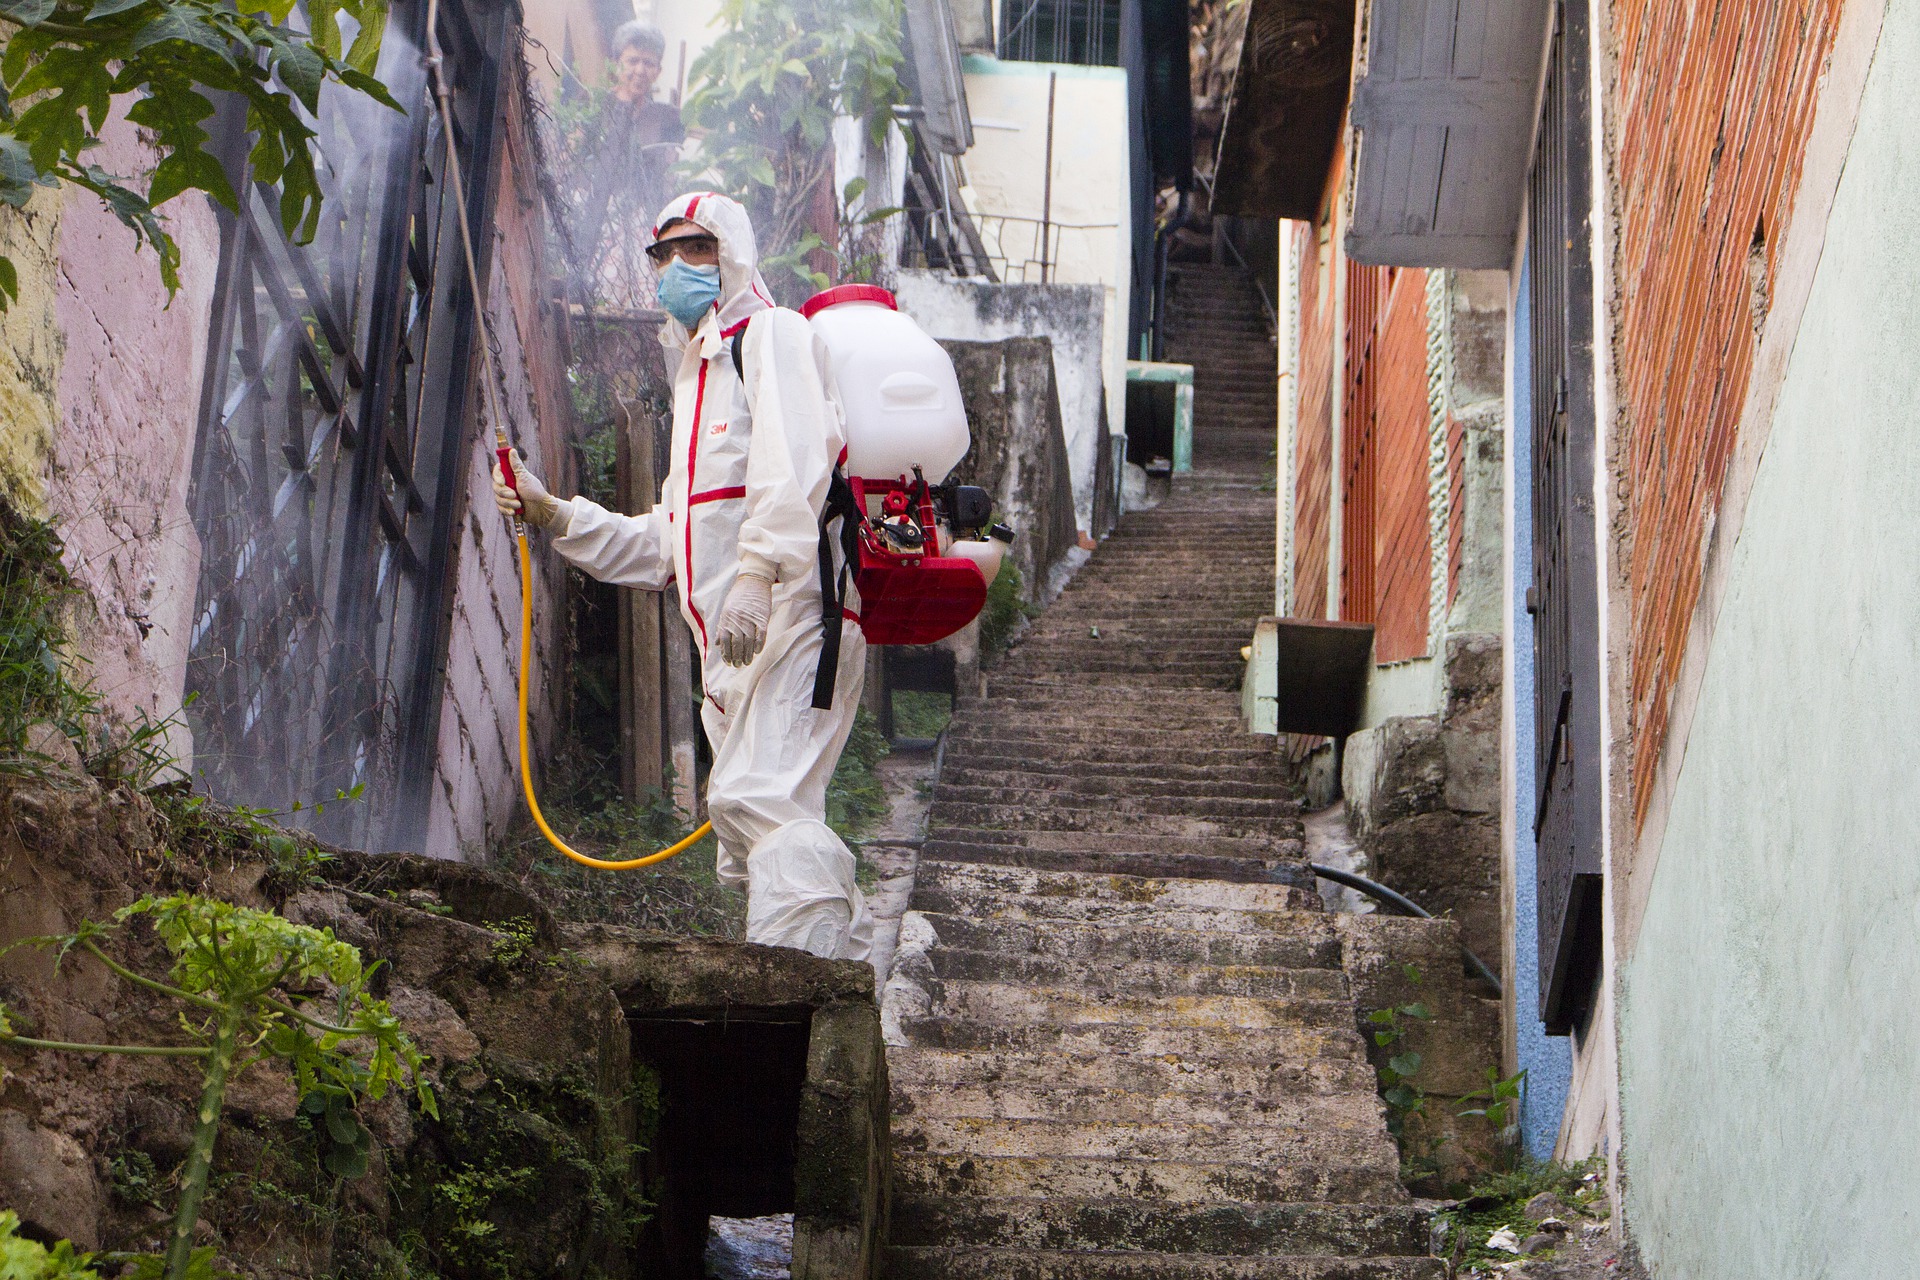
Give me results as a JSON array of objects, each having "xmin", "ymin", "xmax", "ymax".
[{"xmin": 429, "ymin": 20, "xmax": 1003, "ymax": 871}]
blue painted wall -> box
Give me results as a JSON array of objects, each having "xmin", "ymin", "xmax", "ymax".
[{"xmin": 1510, "ymin": 258, "xmax": 1572, "ymax": 1161}]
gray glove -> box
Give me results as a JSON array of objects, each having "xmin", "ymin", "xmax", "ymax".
[
  {"xmin": 714, "ymin": 572, "xmax": 773, "ymax": 666},
  {"xmin": 491, "ymin": 448, "xmax": 568, "ymax": 529}
]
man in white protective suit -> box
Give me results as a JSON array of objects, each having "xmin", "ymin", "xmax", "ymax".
[{"xmin": 491, "ymin": 191, "xmax": 874, "ymax": 963}]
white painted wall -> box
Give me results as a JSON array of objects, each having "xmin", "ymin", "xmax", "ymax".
[
  {"xmin": 894, "ymin": 270, "xmax": 1111, "ymax": 532},
  {"xmin": 957, "ymin": 55, "xmax": 1131, "ymax": 472},
  {"xmin": 1617, "ymin": 0, "xmax": 1920, "ymax": 1270}
]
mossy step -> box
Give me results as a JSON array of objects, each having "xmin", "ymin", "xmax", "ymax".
[
  {"xmin": 890, "ymin": 1114, "xmax": 1396, "ymax": 1167},
  {"xmin": 918, "ymin": 840, "xmax": 1300, "ymax": 884},
  {"xmin": 884, "ymin": 1247, "xmax": 1448, "ymax": 1280},
  {"xmin": 923, "ymin": 804, "xmax": 1298, "ymax": 841},
  {"xmin": 891, "ymin": 1016, "xmax": 1368, "ymax": 1065},
  {"xmin": 906, "ymin": 887, "xmax": 1318, "ymax": 933},
  {"xmin": 924, "ymin": 981, "xmax": 1353, "ymax": 1034},
  {"xmin": 892, "ymin": 1076, "xmax": 1388, "ymax": 1131},
  {"xmin": 901, "ymin": 911, "xmax": 1337, "ymax": 968},
  {"xmin": 925, "ymin": 948, "xmax": 1348, "ymax": 1001},
  {"xmin": 930, "ymin": 785, "xmax": 1299, "ymax": 821},
  {"xmin": 888, "ymin": 1197, "xmax": 1430, "ymax": 1257},
  {"xmin": 911, "ymin": 861, "xmax": 1313, "ymax": 911},
  {"xmin": 892, "ymin": 1152, "xmax": 1403, "ymax": 1207}
]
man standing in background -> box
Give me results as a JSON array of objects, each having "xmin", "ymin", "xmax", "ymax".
[{"xmin": 572, "ymin": 21, "xmax": 685, "ymax": 308}]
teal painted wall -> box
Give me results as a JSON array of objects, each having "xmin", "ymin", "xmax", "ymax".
[{"xmin": 1620, "ymin": 1, "xmax": 1920, "ymax": 1271}]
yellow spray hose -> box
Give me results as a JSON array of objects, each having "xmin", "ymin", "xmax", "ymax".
[
  {"xmin": 512, "ymin": 529, "xmax": 710, "ymax": 870},
  {"xmin": 423, "ymin": 0, "xmax": 708, "ymax": 870}
]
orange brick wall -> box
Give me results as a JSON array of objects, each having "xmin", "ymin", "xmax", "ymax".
[
  {"xmin": 1613, "ymin": 0, "xmax": 1844, "ymax": 827},
  {"xmin": 1371, "ymin": 268, "xmax": 1431, "ymax": 663},
  {"xmin": 1293, "ymin": 223, "xmax": 1334, "ymax": 620}
]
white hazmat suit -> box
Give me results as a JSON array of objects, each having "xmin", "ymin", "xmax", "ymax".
[{"xmin": 534, "ymin": 192, "xmax": 873, "ymax": 961}]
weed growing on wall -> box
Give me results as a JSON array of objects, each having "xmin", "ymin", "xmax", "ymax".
[
  {"xmin": 0, "ymin": 895, "xmax": 431, "ymax": 1280},
  {"xmin": 826, "ymin": 705, "xmax": 890, "ymax": 842},
  {"xmin": 0, "ymin": 502, "xmax": 90, "ymax": 765},
  {"xmin": 978, "ymin": 559, "xmax": 1037, "ymax": 663}
]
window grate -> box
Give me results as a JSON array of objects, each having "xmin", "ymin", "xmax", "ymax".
[
  {"xmin": 186, "ymin": 0, "xmax": 509, "ymax": 852},
  {"xmin": 997, "ymin": 0, "xmax": 1122, "ymax": 66}
]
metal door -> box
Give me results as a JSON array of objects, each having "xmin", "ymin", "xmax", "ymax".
[{"xmin": 1527, "ymin": 0, "xmax": 1604, "ymax": 1034}]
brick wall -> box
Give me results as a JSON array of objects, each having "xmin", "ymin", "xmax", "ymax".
[
  {"xmin": 1612, "ymin": 0, "xmax": 1844, "ymax": 827},
  {"xmin": 1292, "ymin": 221, "xmax": 1334, "ymax": 620},
  {"xmin": 425, "ymin": 58, "xmax": 574, "ymax": 860},
  {"xmin": 1370, "ymin": 267, "xmax": 1431, "ymax": 662}
]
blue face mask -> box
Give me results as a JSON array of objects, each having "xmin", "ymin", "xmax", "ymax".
[{"xmin": 657, "ymin": 260, "xmax": 722, "ymax": 328}]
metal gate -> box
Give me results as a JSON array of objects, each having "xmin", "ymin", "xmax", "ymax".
[
  {"xmin": 1527, "ymin": 0, "xmax": 1604, "ymax": 1035},
  {"xmin": 185, "ymin": 0, "xmax": 509, "ymax": 851}
]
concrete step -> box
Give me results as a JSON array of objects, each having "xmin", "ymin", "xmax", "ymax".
[
  {"xmin": 923, "ymin": 980, "xmax": 1353, "ymax": 1035},
  {"xmin": 885, "ymin": 1247, "xmax": 1447, "ymax": 1280},
  {"xmin": 932, "ymin": 782, "xmax": 1299, "ymax": 814},
  {"xmin": 888, "ymin": 1042, "xmax": 1374, "ymax": 1097},
  {"xmin": 954, "ymin": 695, "xmax": 1246, "ymax": 723},
  {"xmin": 908, "ymin": 884, "xmax": 1319, "ymax": 930},
  {"xmin": 893, "ymin": 1016, "xmax": 1370, "ymax": 1065},
  {"xmin": 893, "ymin": 1151, "xmax": 1402, "ymax": 1207},
  {"xmin": 912, "ymin": 861, "xmax": 1311, "ymax": 912},
  {"xmin": 924, "ymin": 948, "xmax": 1349, "ymax": 1001},
  {"xmin": 903, "ymin": 911, "xmax": 1339, "ymax": 969},
  {"xmin": 938, "ymin": 736, "xmax": 1282, "ymax": 769},
  {"xmin": 940, "ymin": 762, "xmax": 1291, "ymax": 792},
  {"xmin": 921, "ymin": 840, "xmax": 1302, "ymax": 883},
  {"xmin": 892, "ymin": 1114, "xmax": 1395, "ymax": 1168},
  {"xmin": 894, "ymin": 1073, "xmax": 1387, "ymax": 1130},
  {"xmin": 889, "ymin": 1198, "xmax": 1430, "ymax": 1257},
  {"xmin": 924, "ymin": 803, "xmax": 1297, "ymax": 839}
]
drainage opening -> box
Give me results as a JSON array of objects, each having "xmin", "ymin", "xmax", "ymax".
[{"xmin": 629, "ymin": 1007, "xmax": 814, "ymax": 1279}]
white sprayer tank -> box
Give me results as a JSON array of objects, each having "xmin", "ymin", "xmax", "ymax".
[{"xmin": 801, "ymin": 285, "xmax": 968, "ymax": 484}]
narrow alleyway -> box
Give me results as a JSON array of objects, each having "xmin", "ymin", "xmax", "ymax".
[{"xmin": 880, "ymin": 265, "xmax": 1442, "ymax": 1277}]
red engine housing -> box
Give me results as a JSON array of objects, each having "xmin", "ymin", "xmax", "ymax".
[{"xmin": 848, "ymin": 476, "xmax": 988, "ymax": 646}]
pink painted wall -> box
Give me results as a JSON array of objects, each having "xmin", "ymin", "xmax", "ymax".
[
  {"xmin": 36, "ymin": 73, "xmax": 576, "ymax": 863},
  {"xmin": 49, "ymin": 115, "xmax": 220, "ymax": 768}
]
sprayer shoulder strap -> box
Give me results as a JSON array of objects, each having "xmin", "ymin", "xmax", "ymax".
[
  {"xmin": 812, "ymin": 468, "xmax": 864, "ymax": 711},
  {"xmin": 730, "ymin": 328, "xmax": 746, "ymax": 384}
]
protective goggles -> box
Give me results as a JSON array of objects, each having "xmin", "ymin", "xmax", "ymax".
[{"xmin": 644, "ymin": 233, "xmax": 720, "ymax": 266}]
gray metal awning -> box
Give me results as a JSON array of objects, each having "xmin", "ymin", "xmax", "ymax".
[{"xmin": 1343, "ymin": 0, "xmax": 1553, "ymax": 268}]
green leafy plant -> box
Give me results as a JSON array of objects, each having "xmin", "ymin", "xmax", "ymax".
[
  {"xmin": 0, "ymin": 895, "xmax": 432, "ymax": 1280},
  {"xmin": 678, "ymin": 0, "xmax": 908, "ymax": 294},
  {"xmin": 978, "ymin": 558, "xmax": 1037, "ymax": 662},
  {"xmin": 1366, "ymin": 967, "xmax": 1433, "ymax": 1131},
  {"xmin": 826, "ymin": 705, "xmax": 889, "ymax": 842},
  {"xmin": 1458, "ymin": 1066, "xmax": 1528, "ymax": 1141},
  {"xmin": 0, "ymin": 1209, "xmax": 100, "ymax": 1279},
  {"xmin": 0, "ymin": 0, "xmax": 398, "ymax": 307}
]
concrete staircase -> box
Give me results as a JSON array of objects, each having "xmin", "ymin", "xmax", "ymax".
[{"xmin": 879, "ymin": 267, "xmax": 1442, "ymax": 1279}]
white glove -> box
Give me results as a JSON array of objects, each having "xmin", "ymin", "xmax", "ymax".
[
  {"xmin": 491, "ymin": 448, "xmax": 568, "ymax": 529},
  {"xmin": 715, "ymin": 572, "xmax": 773, "ymax": 667}
]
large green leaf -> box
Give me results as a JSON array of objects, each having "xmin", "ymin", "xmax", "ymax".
[{"xmin": 0, "ymin": 0, "xmax": 58, "ymax": 28}]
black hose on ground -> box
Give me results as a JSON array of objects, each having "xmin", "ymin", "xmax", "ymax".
[{"xmin": 1308, "ymin": 863, "xmax": 1504, "ymax": 996}]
